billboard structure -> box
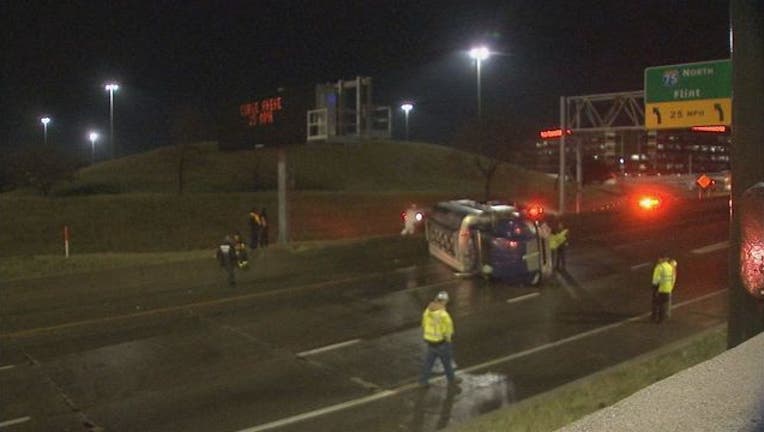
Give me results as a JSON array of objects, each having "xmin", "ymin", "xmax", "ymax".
[
  {"xmin": 218, "ymin": 76, "xmax": 391, "ymax": 150},
  {"xmin": 307, "ymin": 76, "xmax": 391, "ymax": 141},
  {"xmin": 218, "ymin": 87, "xmax": 311, "ymax": 150}
]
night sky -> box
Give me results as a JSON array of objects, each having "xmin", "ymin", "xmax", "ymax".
[{"xmin": 2, "ymin": 0, "xmax": 731, "ymax": 158}]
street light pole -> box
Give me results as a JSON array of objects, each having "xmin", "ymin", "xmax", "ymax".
[
  {"xmin": 469, "ymin": 46, "xmax": 490, "ymax": 120},
  {"xmin": 401, "ymin": 103, "xmax": 413, "ymax": 141},
  {"xmin": 40, "ymin": 117, "xmax": 51, "ymax": 146},
  {"xmin": 89, "ymin": 132, "xmax": 99, "ymax": 164},
  {"xmin": 104, "ymin": 83, "xmax": 119, "ymax": 159}
]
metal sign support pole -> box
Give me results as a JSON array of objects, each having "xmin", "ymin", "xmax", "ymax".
[
  {"xmin": 277, "ymin": 148, "xmax": 289, "ymax": 244},
  {"xmin": 558, "ymin": 96, "xmax": 566, "ymax": 215}
]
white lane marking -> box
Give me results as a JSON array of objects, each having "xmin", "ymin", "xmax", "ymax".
[
  {"xmin": 0, "ymin": 416, "xmax": 31, "ymax": 428},
  {"xmin": 691, "ymin": 241, "xmax": 729, "ymax": 255},
  {"xmin": 631, "ymin": 262, "xmax": 651, "ymax": 271},
  {"xmin": 0, "ymin": 365, "xmax": 15, "ymax": 371},
  {"xmin": 237, "ymin": 288, "xmax": 727, "ymax": 432},
  {"xmin": 237, "ymin": 390, "xmax": 395, "ymax": 432},
  {"xmin": 462, "ymin": 288, "xmax": 727, "ymax": 374},
  {"xmin": 506, "ymin": 292, "xmax": 541, "ymax": 304},
  {"xmin": 297, "ymin": 339, "xmax": 361, "ymax": 357}
]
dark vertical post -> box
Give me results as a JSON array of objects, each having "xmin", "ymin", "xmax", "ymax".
[
  {"xmin": 576, "ymin": 140, "xmax": 582, "ymax": 214},
  {"xmin": 558, "ymin": 96, "xmax": 566, "ymax": 214},
  {"xmin": 728, "ymin": 0, "xmax": 764, "ymax": 347},
  {"xmin": 277, "ymin": 148, "xmax": 289, "ymax": 244}
]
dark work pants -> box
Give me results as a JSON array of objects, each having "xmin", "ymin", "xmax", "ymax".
[
  {"xmin": 556, "ymin": 245, "xmax": 567, "ymax": 269},
  {"xmin": 420, "ymin": 341, "xmax": 455, "ymax": 384},
  {"xmin": 654, "ymin": 292, "xmax": 670, "ymax": 323}
]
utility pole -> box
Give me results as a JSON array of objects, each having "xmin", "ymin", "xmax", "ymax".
[{"xmin": 728, "ymin": 0, "xmax": 764, "ymax": 347}]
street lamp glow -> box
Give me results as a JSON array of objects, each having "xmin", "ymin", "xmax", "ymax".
[
  {"xmin": 469, "ymin": 46, "xmax": 491, "ymax": 61},
  {"xmin": 88, "ymin": 131, "xmax": 99, "ymax": 164},
  {"xmin": 40, "ymin": 116, "xmax": 51, "ymax": 145},
  {"xmin": 468, "ymin": 45, "xmax": 491, "ymax": 119},
  {"xmin": 400, "ymin": 102, "xmax": 414, "ymax": 141},
  {"xmin": 104, "ymin": 82, "xmax": 119, "ymax": 158}
]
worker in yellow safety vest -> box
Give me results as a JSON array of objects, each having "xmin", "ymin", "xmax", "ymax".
[
  {"xmin": 549, "ymin": 222, "xmax": 569, "ymax": 271},
  {"xmin": 651, "ymin": 254, "xmax": 677, "ymax": 323},
  {"xmin": 419, "ymin": 291, "xmax": 461, "ymax": 387}
]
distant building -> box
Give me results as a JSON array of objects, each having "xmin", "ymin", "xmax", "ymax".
[{"xmin": 534, "ymin": 127, "xmax": 730, "ymax": 175}]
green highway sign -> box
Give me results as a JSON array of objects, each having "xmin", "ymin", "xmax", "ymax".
[
  {"xmin": 645, "ymin": 59, "xmax": 731, "ymax": 103},
  {"xmin": 645, "ymin": 59, "xmax": 732, "ymax": 129}
]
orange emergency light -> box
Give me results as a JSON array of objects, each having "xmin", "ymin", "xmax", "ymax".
[{"xmin": 638, "ymin": 196, "xmax": 662, "ymax": 210}]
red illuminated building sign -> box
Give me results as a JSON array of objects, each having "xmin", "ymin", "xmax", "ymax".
[
  {"xmin": 240, "ymin": 97, "xmax": 283, "ymax": 127},
  {"xmin": 539, "ymin": 129, "xmax": 572, "ymax": 139},
  {"xmin": 691, "ymin": 126, "xmax": 727, "ymax": 133}
]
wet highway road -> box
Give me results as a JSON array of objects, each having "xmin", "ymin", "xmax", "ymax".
[{"xmin": 0, "ymin": 199, "xmax": 730, "ymax": 431}]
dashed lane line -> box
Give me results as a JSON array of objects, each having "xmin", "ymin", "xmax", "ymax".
[
  {"xmin": 1, "ymin": 272, "xmax": 456, "ymax": 340},
  {"xmin": 235, "ymin": 289, "xmax": 727, "ymax": 432},
  {"xmin": 0, "ymin": 417, "xmax": 31, "ymax": 428},
  {"xmin": 0, "ymin": 365, "xmax": 15, "ymax": 371},
  {"xmin": 631, "ymin": 262, "xmax": 651, "ymax": 271},
  {"xmin": 506, "ymin": 292, "xmax": 541, "ymax": 304},
  {"xmin": 691, "ymin": 241, "xmax": 729, "ymax": 255},
  {"xmin": 237, "ymin": 391, "xmax": 396, "ymax": 432},
  {"xmin": 298, "ymin": 339, "xmax": 362, "ymax": 357}
]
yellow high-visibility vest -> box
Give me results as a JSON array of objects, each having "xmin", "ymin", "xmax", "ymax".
[
  {"xmin": 550, "ymin": 229, "xmax": 569, "ymax": 250},
  {"xmin": 652, "ymin": 260, "xmax": 677, "ymax": 293},
  {"xmin": 422, "ymin": 306, "xmax": 454, "ymax": 343}
]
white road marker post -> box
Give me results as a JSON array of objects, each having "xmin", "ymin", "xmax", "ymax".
[{"xmin": 64, "ymin": 225, "xmax": 70, "ymax": 258}]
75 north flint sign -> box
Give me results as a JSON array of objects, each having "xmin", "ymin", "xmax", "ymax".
[{"xmin": 644, "ymin": 59, "xmax": 731, "ymax": 129}]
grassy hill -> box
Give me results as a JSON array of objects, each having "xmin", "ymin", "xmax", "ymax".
[
  {"xmin": 1, "ymin": 140, "xmax": 608, "ymax": 257},
  {"xmin": 52, "ymin": 140, "xmax": 554, "ymax": 195}
]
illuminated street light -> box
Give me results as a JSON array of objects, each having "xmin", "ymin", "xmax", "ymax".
[
  {"xmin": 88, "ymin": 131, "xmax": 99, "ymax": 164},
  {"xmin": 104, "ymin": 83, "xmax": 119, "ymax": 159},
  {"xmin": 40, "ymin": 117, "xmax": 51, "ymax": 146},
  {"xmin": 400, "ymin": 102, "xmax": 414, "ymax": 141},
  {"xmin": 468, "ymin": 45, "xmax": 491, "ymax": 119}
]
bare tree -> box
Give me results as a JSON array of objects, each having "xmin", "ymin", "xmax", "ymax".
[
  {"xmin": 10, "ymin": 146, "xmax": 79, "ymax": 196},
  {"xmin": 451, "ymin": 118, "xmax": 511, "ymax": 201},
  {"xmin": 169, "ymin": 104, "xmax": 206, "ymax": 195}
]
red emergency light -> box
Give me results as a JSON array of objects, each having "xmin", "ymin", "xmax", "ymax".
[
  {"xmin": 691, "ymin": 126, "xmax": 726, "ymax": 133},
  {"xmin": 539, "ymin": 129, "xmax": 572, "ymax": 139},
  {"xmin": 526, "ymin": 204, "xmax": 544, "ymax": 220}
]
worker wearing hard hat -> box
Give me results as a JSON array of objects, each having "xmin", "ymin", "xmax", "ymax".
[{"xmin": 419, "ymin": 291, "xmax": 461, "ymax": 387}]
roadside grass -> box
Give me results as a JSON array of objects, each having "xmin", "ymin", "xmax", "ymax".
[
  {"xmin": 0, "ymin": 235, "xmax": 425, "ymax": 281},
  {"xmin": 449, "ymin": 325, "xmax": 727, "ymax": 432},
  {"xmin": 0, "ymin": 250, "xmax": 212, "ymax": 281}
]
